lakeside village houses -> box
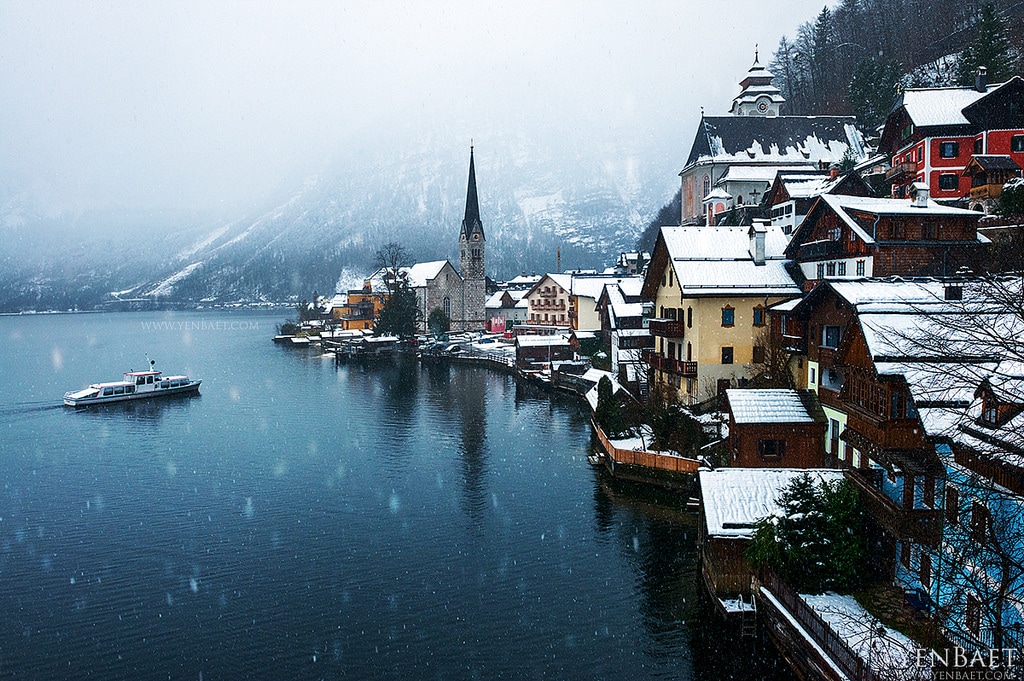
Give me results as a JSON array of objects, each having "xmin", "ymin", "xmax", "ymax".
[{"xmin": 312, "ymin": 51, "xmax": 1024, "ymax": 678}]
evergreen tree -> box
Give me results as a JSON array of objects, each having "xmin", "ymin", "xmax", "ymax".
[
  {"xmin": 956, "ymin": 3, "xmax": 1015, "ymax": 86},
  {"xmin": 746, "ymin": 474, "xmax": 867, "ymax": 593},
  {"xmin": 595, "ymin": 376, "xmax": 629, "ymax": 439},
  {"xmin": 847, "ymin": 57, "xmax": 903, "ymax": 129},
  {"xmin": 375, "ymin": 283, "xmax": 418, "ymax": 338},
  {"xmin": 427, "ymin": 306, "xmax": 450, "ymax": 338}
]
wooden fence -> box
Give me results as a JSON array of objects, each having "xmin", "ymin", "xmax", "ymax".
[
  {"xmin": 592, "ymin": 420, "xmax": 700, "ymax": 474},
  {"xmin": 761, "ymin": 569, "xmax": 882, "ymax": 681}
]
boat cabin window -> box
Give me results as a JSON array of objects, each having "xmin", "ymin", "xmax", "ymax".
[
  {"xmin": 147, "ymin": 376, "xmax": 154, "ymax": 384},
  {"xmin": 103, "ymin": 387, "xmax": 113, "ymax": 396},
  {"xmin": 113, "ymin": 387, "xmax": 124, "ymax": 395},
  {"xmin": 126, "ymin": 385, "xmax": 135, "ymax": 394}
]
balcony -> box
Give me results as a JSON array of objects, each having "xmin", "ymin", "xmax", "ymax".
[
  {"xmin": 969, "ymin": 183, "xmax": 1003, "ymax": 200},
  {"xmin": 885, "ymin": 161, "xmax": 918, "ymax": 183},
  {"xmin": 644, "ymin": 350, "xmax": 697, "ymax": 377},
  {"xmin": 648, "ymin": 318, "xmax": 686, "ymax": 338},
  {"xmin": 798, "ymin": 240, "xmax": 843, "ymax": 260},
  {"xmin": 781, "ymin": 333, "xmax": 807, "ymax": 354},
  {"xmin": 845, "ymin": 468, "xmax": 942, "ymax": 548}
]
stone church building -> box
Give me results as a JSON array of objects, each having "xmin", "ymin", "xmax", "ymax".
[{"xmin": 374, "ymin": 146, "xmax": 487, "ymax": 333}]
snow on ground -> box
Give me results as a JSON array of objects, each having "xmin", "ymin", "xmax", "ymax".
[{"xmin": 802, "ymin": 593, "xmax": 927, "ymax": 679}]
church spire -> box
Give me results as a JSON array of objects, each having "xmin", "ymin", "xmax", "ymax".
[
  {"xmin": 462, "ymin": 143, "xmax": 484, "ymax": 240},
  {"xmin": 462, "ymin": 143, "xmax": 481, "ymax": 238}
]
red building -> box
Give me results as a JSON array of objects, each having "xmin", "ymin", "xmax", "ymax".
[{"xmin": 879, "ymin": 72, "xmax": 1024, "ymax": 209}]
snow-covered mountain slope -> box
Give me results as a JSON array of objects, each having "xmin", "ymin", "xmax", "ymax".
[{"xmin": 0, "ymin": 131, "xmax": 680, "ymax": 310}]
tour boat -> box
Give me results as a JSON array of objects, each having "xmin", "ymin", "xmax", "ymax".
[{"xmin": 63, "ymin": 362, "xmax": 201, "ymax": 407}]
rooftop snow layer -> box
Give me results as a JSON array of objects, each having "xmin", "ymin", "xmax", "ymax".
[
  {"xmin": 699, "ymin": 468, "xmax": 844, "ymax": 537},
  {"xmin": 727, "ymin": 389, "xmax": 817, "ymax": 424}
]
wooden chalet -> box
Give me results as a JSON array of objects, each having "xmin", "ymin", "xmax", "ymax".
[
  {"xmin": 783, "ymin": 190, "xmax": 987, "ymax": 291},
  {"xmin": 724, "ymin": 389, "xmax": 829, "ymax": 468}
]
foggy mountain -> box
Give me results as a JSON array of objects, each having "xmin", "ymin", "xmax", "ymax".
[{"xmin": 0, "ymin": 129, "xmax": 681, "ymax": 312}]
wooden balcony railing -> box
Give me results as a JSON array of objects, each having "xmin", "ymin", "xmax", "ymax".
[
  {"xmin": 781, "ymin": 333, "xmax": 807, "ymax": 354},
  {"xmin": 844, "ymin": 469, "xmax": 942, "ymax": 548},
  {"xmin": 644, "ymin": 350, "xmax": 697, "ymax": 377},
  {"xmin": 885, "ymin": 161, "xmax": 918, "ymax": 183},
  {"xmin": 648, "ymin": 318, "xmax": 686, "ymax": 338}
]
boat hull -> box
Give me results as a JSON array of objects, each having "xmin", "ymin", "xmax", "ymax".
[{"xmin": 63, "ymin": 380, "xmax": 202, "ymax": 408}]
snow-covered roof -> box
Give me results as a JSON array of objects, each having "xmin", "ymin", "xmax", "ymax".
[
  {"xmin": 506, "ymin": 274, "xmax": 542, "ymax": 287},
  {"xmin": 674, "ymin": 259, "xmax": 801, "ymax": 297},
  {"xmin": 727, "ymin": 389, "xmax": 818, "ymax": 424},
  {"xmin": 405, "ymin": 261, "xmax": 451, "ymax": 288},
  {"xmin": 516, "ymin": 335, "xmax": 571, "ymax": 348},
  {"xmin": 662, "ymin": 224, "xmax": 788, "ymax": 261},
  {"xmin": 699, "ymin": 468, "xmax": 845, "ymax": 538},
  {"xmin": 703, "ymin": 187, "xmax": 732, "ymax": 201},
  {"xmin": 719, "ymin": 166, "xmax": 805, "ymax": 183},
  {"xmin": 659, "ymin": 225, "xmax": 801, "ymax": 297},
  {"xmin": 899, "ymin": 85, "xmax": 991, "ymax": 128},
  {"xmin": 485, "ymin": 289, "xmax": 529, "ymax": 309},
  {"xmin": 686, "ymin": 116, "xmax": 865, "ymax": 169}
]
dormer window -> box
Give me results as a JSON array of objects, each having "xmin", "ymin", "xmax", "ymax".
[{"xmin": 981, "ymin": 392, "xmax": 998, "ymax": 426}]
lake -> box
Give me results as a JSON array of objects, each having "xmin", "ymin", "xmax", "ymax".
[{"xmin": 0, "ymin": 310, "xmax": 792, "ymax": 680}]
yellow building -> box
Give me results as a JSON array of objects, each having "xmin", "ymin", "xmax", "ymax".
[
  {"xmin": 640, "ymin": 222, "xmax": 800, "ymax": 404},
  {"xmin": 332, "ymin": 282, "xmax": 387, "ymax": 331}
]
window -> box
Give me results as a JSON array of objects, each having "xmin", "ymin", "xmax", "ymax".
[
  {"xmin": 817, "ymin": 263, "xmax": 825, "ymax": 279},
  {"xmin": 938, "ymin": 174, "xmax": 958, "ymax": 191},
  {"xmin": 982, "ymin": 393, "xmax": 998, "ymax": 425},
  {"xmin": 971, "ymin": 501, "xmax": 990, "ymax": 543},
  {"xmin": 1012, "ymin": 135, "xmax": 1024, "ymax": 153},
  {"xmin": 966, "ymin": 595, "xmax": 982, "ymax": 636},
  {"xmin": 974, "ymin": 138, "xmax": 984, "ymax": 154},
  {"xmin": 721, "ymin": 347, "xmax": 734, "ymax": 364},
  {"xmin": 753, "ymin": 346, "xmax": 766, "ymax": 363},
  {"xmin": 944, "ymin": 284, "xmax": 963, "ymax": 300},
  {"xmin": 944, "ymin": 485, "xmax": 959, "ymax": 525},
  {"xmin": 826, "ymin": 262, "xmax": 836, "ymax": 276},
  {"xmin": 443, "ymin": 296, "xmax": 451, "ymax": 319},
  {"xmin": 837, "ymin": 262, "xmax": 846, "ymax": 276},
  {"xmin": 892, "ymin": 220, "xmax": 904, "ymax": 239},
  {"xmin": 721, "ymin": 306, "xmax": 735, "ymax": 327},
  {"xmin": 939, "ymin": 141, "xmax": 959, "ymax": 158},
  {"xmin": 757, "ymin": 439, "xmax": 785, "ymax": 459},
  {"xmin": 822, "ymin": 325, "xmax": 841, "ymax": 348},
  {"xmin": 752, "ymin": 306, "xmax": 765, "ymax": 327},
  {"xmin": 810, "ymin": 367, "xmax": 816, "ymax": 385},
  {"xmin": 668, "ymin": 270, "xmax": 674, "ymax": 287},
  {"xmin": 702, "ymin": 175, "xmax": 711, "ymax": 198},
  {"xmin": 687, "ymin": 307, "xmax": 692, "ymax": 328},
  {"xmin": 856, "ymin": 260, "xmax": 865, "ymax": 276},
  {"xmin": 919, "ymin": 551, "xmax": 932, "ymax": 589}
]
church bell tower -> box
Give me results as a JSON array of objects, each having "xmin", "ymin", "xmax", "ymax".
[{"xmin": 458, "ymin": 144, "xmax": 486, "ymax": 330}]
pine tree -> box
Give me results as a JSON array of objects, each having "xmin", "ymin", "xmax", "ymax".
[{"xmin": 956, "ymin": 3, "xmax": 1014, "ymax": 86}]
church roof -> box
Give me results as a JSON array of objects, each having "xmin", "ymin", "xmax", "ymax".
[
  {"xmin": 684, "ymin": 116, "xmax": 865, "ymax": 169},
  {"xmin": 461, "ymin": 146, "xmax": 484, "ymax": 241}
]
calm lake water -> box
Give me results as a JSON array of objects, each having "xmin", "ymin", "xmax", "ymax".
[{"xmin": 0, "ymin": 311, "xmax": 793, "ymax": 680}]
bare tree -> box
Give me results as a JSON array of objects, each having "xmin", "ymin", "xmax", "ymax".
[{"xmin": 375, "ymin": 242, "xmax": 410, "ymax": 296}]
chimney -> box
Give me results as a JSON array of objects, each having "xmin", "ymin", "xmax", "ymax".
[
  {"xmin": 976, "ymin": 66, "xmax": 988, "ymax": 93},
  {"xmin": 910, "ymin": 182, "xmax": 930, "ymax": 208},
  {"xmin": 749, "ymin": 221, "xmax": 767, "ymax": 265}
]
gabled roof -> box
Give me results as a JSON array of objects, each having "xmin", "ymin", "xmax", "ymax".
[
  {"xmin": 963, "ymin": 155, "xmax": 1022, "ymax": 173},
  {"xmin": 784, "ymin": 194, "xmax": 983, "ymax": 258},
  {"xmin": 684, "ymin": 115, "xmax": 865, "ymax": 169},
  {"xmin": 642, "ymin": 225, "xmax": 801, "ymax": 299},
  {"xmin": 699, "ymin": 468, "xmax": 845, "ymax": 538},
  {"xmin": 726, "ymin": 389, "xmax": 821, "ymax": 424},
  {"xmin": 405, "ymin": 261, "xmax": 454, "ymax": 288}
]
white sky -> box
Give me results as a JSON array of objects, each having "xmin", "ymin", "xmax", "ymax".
[{"xmin": 0, "ymin": 0, "xmax": 832, "ymax": 215}]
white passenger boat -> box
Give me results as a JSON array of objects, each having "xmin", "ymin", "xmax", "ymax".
[{"xmin": 63, "ymin": 362, "xmax": 201, "ymax": 407}]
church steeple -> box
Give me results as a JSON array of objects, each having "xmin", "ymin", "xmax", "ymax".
[
  {"xmin": 457, "ymin": 143, "xmax": 486, "ymax": 331},
  {"xmin": 730, "ymin": 44, "xmax": 785, "ymax": 116},
  {"xmin": 461, "ymin": 143, "xmax": 484, "ymax": 240}
]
